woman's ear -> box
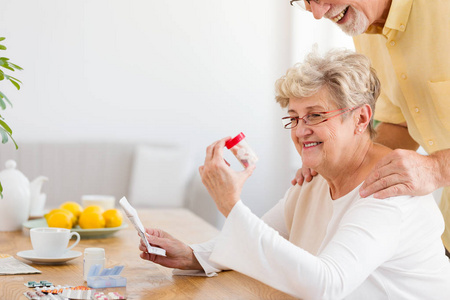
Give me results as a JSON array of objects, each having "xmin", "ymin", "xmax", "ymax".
[{"xmin": 355, "ymin": 104, "xmax": 372, "ymax": 133}]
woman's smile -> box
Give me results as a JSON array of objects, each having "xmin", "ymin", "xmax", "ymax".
[{"xmin": 303, "ymin": 141, "xmax": 323, "ymax": 149}]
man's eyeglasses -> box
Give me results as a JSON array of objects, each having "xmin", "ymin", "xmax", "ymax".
[
  {"xmin": 290, "ymin": 0, "xmax": 320, "ymax": 11},
  {"xmin": 281, "ymin": 106, "xmax": 361, "ymax": 129}
]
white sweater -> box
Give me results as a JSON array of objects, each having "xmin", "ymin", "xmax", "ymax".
[{"xmin": 179, "ymin": 178, "xmax": 450, "ymax": 299}]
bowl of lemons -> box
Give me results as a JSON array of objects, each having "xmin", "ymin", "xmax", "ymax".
[{"xmin": 23, "ymin": 202, "xmax": 128, "ymax": 238}]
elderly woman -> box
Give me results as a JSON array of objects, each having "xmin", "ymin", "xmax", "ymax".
[{"xmin": 139, "ymin": 48, "xmax": 450, "ymax": 299}]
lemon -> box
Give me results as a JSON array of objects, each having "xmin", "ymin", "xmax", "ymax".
[
  {"xmin": 45, "ymin": 208, "xmax": 74, "ymax": 225},
  {"xmin": 83, "ymin": 205, "xmax": 104, "ymax": 214},
  {"xmin": 102, "ymin": 209, "xmax": 123, "ymax": 228},
  {"xmin": 78, "ymin": 211, "xmax": 106, "ymax": 229},
  {"xmin": 60, "ymin": 202, "xmax": 83, "ymax": 225},
  {"xmin": 47, "ymin": 211, "xmax": 73, "ymax": 229},
  {"xmin": 60, "ymin": 202, "xmax": 83, "ymax": 219}
]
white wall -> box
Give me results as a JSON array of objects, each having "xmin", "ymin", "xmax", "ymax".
[
  {"xmin": 0, "ymin": 0, "xmax": 297, "ymax": 221},
  {"xmin": 1, "ymin": 1, "xmax": 364, "ymax": 226}
]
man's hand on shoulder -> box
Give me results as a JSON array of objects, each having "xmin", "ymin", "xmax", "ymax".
[
  {"xmin": 292, "ymin": 166, "xmax": 318, "ymax": 186},
  {"xmin": 359, "ymin": 149, "xmax": 442, "ymax": 199}
]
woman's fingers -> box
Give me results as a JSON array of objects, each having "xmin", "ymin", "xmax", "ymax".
[
  {"xmin": 145, "ymin": 233, "xmax": 168, "ymax": 249},
  {"xmin": 204, "ymin": 137, "xmax": 231, "ymax": 164},
  {"xmin": 211, "ymin": 137, "xmax": 230, "ymax": 161}
]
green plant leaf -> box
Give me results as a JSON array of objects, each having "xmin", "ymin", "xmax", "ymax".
[
  {"xmin": 0, "ymin": 91, "xmax": 12, "ymax": 107},
  {"xmin": 0, "ymin": 70, "xmax": 4, "ymax": 81},
  {"xmin": 0, "ymin": 45, "xmax": 6, "ymax": 50},
  {"xmin": 0, "ymin": 128, "xmax": 8, "ymax": 144},
  {"xmin": 8, "ymin": 75, "xmax": 21, "ymax": 83},
  {"xmin": 9, "ymin": 78, "xmax": 20, "ymax": 90},
  {"xmin": 0, "ymin": 96, "xmax": 7, "ymax": 110},
  {"xmin": 1, "ymin": 65, "xmax": 14, "ymax": 72},
  {"xmin": 0, "ymin": 127, "xmax": 18, "ymax": 149},
  {"xmin": 0, "ymin": 37, "xmax": 5, "ymax": 41},
  {"xmin": 0, "ymin": 181, "xmax": 3, "ymax": 198},
  {"xmin": 9, "ymin": 63, "xmax": 23, "ymax": 70},
  {"xmin": 0, "ymin": 119, "xmax": 12, "ymax": 134},
  {"xmin": 7, "ymin": 131, "xmax": 17, "ymax": 149}
]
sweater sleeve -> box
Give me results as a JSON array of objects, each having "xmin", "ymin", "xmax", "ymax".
[
  {"xmin": 261, "ymin": 197, "xmax": 288, "ymax": 239},
  {"xmin": 173, "ymin": 237, "xmax": 228, "ymax": 277},
  {"xmin": 174, "ymin": 198, "xmax": 288, "ymax": 277},
  {"xmin": 209, "ymin": 199, "xmax": 402, "ymax": 299}
]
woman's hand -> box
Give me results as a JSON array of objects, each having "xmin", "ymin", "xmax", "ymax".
[
  {"xmin": 291, "ymin": 166, "xmax": 318, "ymax": 185},
  {"xmin": 139, "ymin": 228, "xmax": 202, "ymax": 270},
  {"xmin": 199, "ymin": 137, "xmax": 255, "ymax": 217}
]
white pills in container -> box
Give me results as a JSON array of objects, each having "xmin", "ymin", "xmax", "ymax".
[{"xmin": 225, "ymin": 132, "xmax": 258, "ymax": 168}]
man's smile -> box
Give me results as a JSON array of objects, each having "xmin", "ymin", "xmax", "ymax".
[{"xmin": 331, "ymin": 6, "xmax": 349, "ymax": 23}]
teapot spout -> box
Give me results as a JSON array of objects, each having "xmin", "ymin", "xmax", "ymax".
[{"xmin": 30, "ymin": 176, "xmax": 49, "ymax": 197}]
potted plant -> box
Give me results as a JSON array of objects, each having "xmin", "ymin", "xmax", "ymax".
[{"xmin": 0, "ymin": 37, "xmax": 22, "ymax": 194}]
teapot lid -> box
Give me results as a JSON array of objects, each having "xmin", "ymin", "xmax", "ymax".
[
  {"xmin": 0, "ymin": 159, "xmax": 30, "ymax": 185},
  {"xmin": 5, "ymin": 160, "xmax": 17, "ymax": 170}
]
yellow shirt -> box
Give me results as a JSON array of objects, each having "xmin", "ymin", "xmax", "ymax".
[{"xmin": 353, "ymin": 0, "xmax": 450, "ymax": 248}]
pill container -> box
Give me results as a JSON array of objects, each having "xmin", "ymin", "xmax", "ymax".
[
  {"xmin": 225, "ymin": 132, "xmax": 258, "ymax": 168},
  {"xmin": 87, "ymin": 265, "xmax": 127, "ymax": 288},
  {"xmin": 83, "ymin": 248, "xmax": 105, "ymax": 281}
]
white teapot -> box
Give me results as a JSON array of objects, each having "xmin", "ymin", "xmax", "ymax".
[{"xmin": 0, "ymin": 160, "xmax": 48, "ymax": 231}]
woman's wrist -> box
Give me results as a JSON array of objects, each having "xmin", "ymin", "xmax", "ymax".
[
  {"xmin": 217, "ymin": 196, "xmax": 240, "ymax": 218},
  {"xmin": 183, "ymin": 248, "xmax": 203, "ymax": 270}
]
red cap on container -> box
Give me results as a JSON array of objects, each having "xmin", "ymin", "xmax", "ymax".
[{"xmin": 225, "ymin": 132, "xmax": 245, "ymax": 149}]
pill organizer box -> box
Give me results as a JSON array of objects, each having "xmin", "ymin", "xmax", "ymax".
[{"xmin": 87, "ymin": 264, "xmax": 126, "ymax": 288}]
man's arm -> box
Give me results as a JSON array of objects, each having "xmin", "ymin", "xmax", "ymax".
[
  {"xmin": 374, "ymin": 122, "xmax": 419, "ymax": 151},
  {"xmin": 360, "ymin": 121, "xmax": 450, "ymax": 198},
  {"xmin": 431, "ymin": 149, "xmax": 450, "ymax": 189}
]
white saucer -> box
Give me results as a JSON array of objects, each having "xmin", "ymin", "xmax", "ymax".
[{"xmin": 17, "ymin": 250, "xmax": 82, "ymax": 264}]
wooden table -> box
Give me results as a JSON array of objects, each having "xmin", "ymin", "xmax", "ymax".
[{"xmin": 0, "ymin": 209, "xmax": 295, "ymax": 299}]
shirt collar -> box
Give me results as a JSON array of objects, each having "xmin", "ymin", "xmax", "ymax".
[{"xmin": 364, "ymin": 0, "xmax": 413, "ymax": 35}]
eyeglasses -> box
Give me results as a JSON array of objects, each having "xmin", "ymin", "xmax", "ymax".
[
  {"xmin": 281, "ymin": 106, "xmax": 361, "ymax": 129},
  {"xmin": 290, "ymin": 0, "xmax": 320, "ymax": 11}
]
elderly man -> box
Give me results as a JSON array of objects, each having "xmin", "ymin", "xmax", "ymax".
[{"xmin": 290, "ymin": 0, "xmax": 450, "ymax": 253}]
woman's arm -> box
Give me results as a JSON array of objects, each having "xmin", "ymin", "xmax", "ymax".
[
  {"xmin": 178, "ymin": 196, "xmax": 289, "ymax": 277},
  {"xmin": 209, "ymin": 199, "xmax": 402, "ymax": 299},
  {"xmin": 261, "ymin": 197, "xmax": 289, "ymax": 239}
]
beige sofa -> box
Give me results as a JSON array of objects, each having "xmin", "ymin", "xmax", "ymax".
[{"xmin": 0, "ymin": 142, "xmax": 224, "ymax": 228}]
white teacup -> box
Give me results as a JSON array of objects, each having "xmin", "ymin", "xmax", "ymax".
[{"xmin": 30, "ymin": 227, "xmax": 80, "ymax": 258}]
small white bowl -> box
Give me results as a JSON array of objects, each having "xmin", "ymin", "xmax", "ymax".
[{"xmin": 81, "ymin": 195, "xmax": 115, "ymax": 210}]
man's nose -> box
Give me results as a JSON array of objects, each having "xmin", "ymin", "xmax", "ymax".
[{"xmin": 309, "ymin": 1, "xmax": 330, "ymax": 19}]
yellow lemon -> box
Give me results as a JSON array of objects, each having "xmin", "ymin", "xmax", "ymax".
[
  {"xmin": 83, "ymin": 205, "xmax": 104, "ymax": 214},
  {"xmin": 78, "ymin": 211, "xmax": 106, "ymax": 229},
  {"xmin": 47, "ymin": 211, "xmax": 73, "ymax": 229},
  {"xmin": 60, "ymin": 202, "xmax": 83, "ymax": 219},
  {"xmin": 45, "ymin": 208, "xmax": 74, "ymax": 224},
  {"xmin": 102, "ymin": 209, "xmax": 123, "ymax": 228},
  {"xmin": 60, "ymin": 202, "xmax": 83, "ymax": 225}
]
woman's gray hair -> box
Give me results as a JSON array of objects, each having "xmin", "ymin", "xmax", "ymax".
[{"xmin": 275, "ymin": 47, "xmax": 380, "ymax": 139}]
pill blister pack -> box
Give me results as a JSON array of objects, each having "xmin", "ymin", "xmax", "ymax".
[
  {"xmin": 24, "ymin": 289, "xmax": 66, "ymax": 300},
  {"xmin": 92, "ymin": 292, "xmax": 126, "ymax": 299},
  {"xmin": 23, "ymin": 283, "xmax": 126, "ymax": 300}
]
